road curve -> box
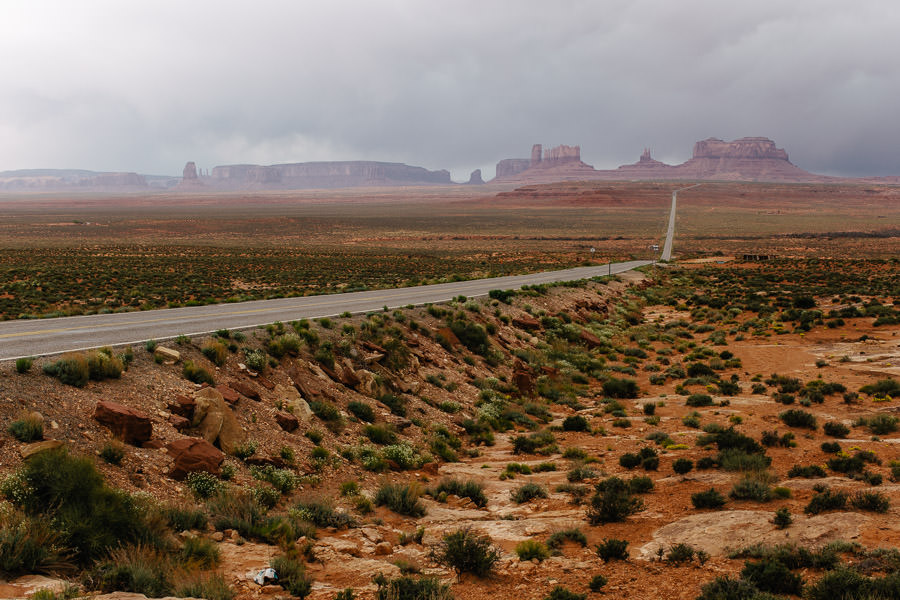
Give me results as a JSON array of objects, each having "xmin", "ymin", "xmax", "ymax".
[{"xmin": 0, "ymin": 260, "xmax": 652, "ymax": 361}]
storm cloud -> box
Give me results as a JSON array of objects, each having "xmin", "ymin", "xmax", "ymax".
[{"xmin": 1, "ymin": 0, "xmax": 898, "ymax": 180}]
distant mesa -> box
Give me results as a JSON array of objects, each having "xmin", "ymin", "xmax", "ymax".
[
  {"xmin": 466, "ymin": 169, "xmax": 485, "ymax": 185},
  {"xmin": 206, "ymin": 161, "xmax": 452, "ymax": 190},
  {"xmin": 183, "ymin": 161, "xmax": 199, "ymax": 180},
  {"xmin": 493, "ymin": 137, "xmax": 832, "ymax": 184},
  {"xmin": 0, "ymin": 169, "xmax": 150, "ymax": 191}
]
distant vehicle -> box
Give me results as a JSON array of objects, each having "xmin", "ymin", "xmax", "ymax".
[{"xmin": 650, "ymin": 244, "xmax": 659, "ymax": 251}]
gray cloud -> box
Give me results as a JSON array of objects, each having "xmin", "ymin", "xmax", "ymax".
[{"xmin": 1, "ymin": 0, "xmax": 898, "ymax": 179}]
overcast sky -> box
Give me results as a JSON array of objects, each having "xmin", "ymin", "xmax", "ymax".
[{"xmin": 2, "ymin": 1, "xmax": 899, "ymax": 180}]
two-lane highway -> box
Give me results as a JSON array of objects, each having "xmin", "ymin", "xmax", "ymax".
[{"xmin": 0, "ymin": 260, "xmax": 652, "ymax": 361}]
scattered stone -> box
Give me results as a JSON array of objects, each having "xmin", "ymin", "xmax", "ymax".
[
  {"xmin": 93, "ymin": 400, "xmax": 153, "ymax": 445},
  {"xmin": 154, "ymin": 346, "xmax": 181, "ymax": 363},
  {"xmin": 273, "ymin": 384, "xmax": 313, "ymax": 422},
  {"xmin": 168, "ymin": 414, "xmax": 191, "ymax": 431},
  {"xmin": 167, "ymin": 394, "xmax": 196, "ymax": 418},
  {"xmin": 374, "ymin": 541, "xmax": 393, "ymax": 556},
  {"xmin": 216, "ymin": 384, "xmax": 241, "ymax": 405},
  {"xmin": 230, "ymin": 380, "xmax": 261, "ymax": 401},
  {"xmin": 512, "ymin": 315, "xmax": 541, "ymax": 330},
  {"xmin": 193, "ymin": 387, "xmax": 246, "ymax": 454},
  {"xmin": 20, "ymin": 439, "xmax": 64, "ymax": 460},
  {"xmin": 274, "ymin": 411, "xmax": 299, "ymax": 432}
]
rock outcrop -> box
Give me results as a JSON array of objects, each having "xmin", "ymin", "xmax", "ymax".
[
  {"xmin": 493, "ymin": 143, "xmax": 596, "ymax": 183},
  {"xmin": 192, "ymin": 388, "xmax": 246, "ymax": 454},
  {"xmin": 167, "ymin": 437, "xmax": 224, "ymax": 479},
  {"xmin": 495, "ymin": 158, "xmax": 532, "ymax": 179},
  {"xmin": 209, "ymin": 161, "xmax": 452, "ymax": 190},
  {"xmin": 466, "ymin": 169, "xmax": 484, "ymax": 185},
  {"xmin": 93, "ymin": 401, "xmax": 153, "ymax": 445},
  {"xmin": 182, "ymin": 161, "xmax": 199, "ymax": 180},
  {"xmin": 0, "ymin": 169, "xmax": 149, "ymax": 191}
]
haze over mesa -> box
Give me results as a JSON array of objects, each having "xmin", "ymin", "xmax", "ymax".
[{"xmin": 2, "ymin": 1, "xmax": 899, "ymax": 181}]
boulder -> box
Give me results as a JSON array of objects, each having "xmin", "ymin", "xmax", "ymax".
[
  {"xmin": 168, "ymin": 415, "xmax": 191, "ymax": 431},
  {"xmin": 435, "ymin": 327, "xmax": 461, "ymax": 347},
  {"xmin": 216, "ymin": 384, "xmax": 241, "ymax": 405},
  {"xmin": 93, "ymin": 401, "xmax": 153, "ymax": 445},
  {"xmin": 338, "ymin": 359, "xmax": 361, "ymax": 387},
  {"xmin": 167, "ymin": 437, "xmax": 224, "ymax": 479},
  {"xmin": 275, "ymin": 411, "xmax": 299, "ymax": 432},
  {"xmin": 512, "ymin": 315, "xmax": 541, "ymax": 330},
  {"xmin": 192, "ymin": 387, "xmax": 246, "ymax": 454},
  {"xmin": 512, "ymin": 360, "xmax": 534, "ymax": 396},
  {"xmin": 229, "ymin": 380, "xmax": 260, "ymax": 401},
  {"xmin": 20, "ymin": 440, "xmax": 63, "ymax": 460},
  {"xmin": 154, "ymin": 346, "xmax": 181, "ymax": 363},
  {"xmin": 273, "ymin": 384, "xmax": 313, "ymax": 422},
  {"xmin": 579, "ymin": 329, "xmax": 604, "ymax": 348},
  {"xmin": 168, "ymin": 394, "xmax": 196, "ymax": 418},
  {"xmin": 356, "ymin": 369, "xmax": 381, "ymax": 398}
]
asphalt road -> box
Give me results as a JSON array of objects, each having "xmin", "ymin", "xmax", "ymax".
[
  {"xmin": 0, "ymin": 260, "xmax": 652, "ymax": 361},
  {"xmin": 661, "ymin": 184, "xmax": 700, "ymax": 262}
]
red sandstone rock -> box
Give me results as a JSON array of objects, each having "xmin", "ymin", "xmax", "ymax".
[
  {"xmin": 229, "ymin": 380, "xmax": 260, "ymax": 401},
  {"xmin": 167, "ymin": 438, "xmax": 224, "ymax": 479},
  {"xmin": 579, "ymin": 329, "xmax": 604, "ymax": 348},
  {"xmin": 93, "ymin": 401, "xmax": 152, "ymax": 445},
  {"xmin": 168, "ymin": 394, "xmax": 196, "ymax": 418},
  {"xmin": 435, "ymin": 327, "xmax": 462, "ymax": 347},
  {"xmin": 512, "ymin": 315, "xmax": 541, "ymax": 330},
  {"xmin": 275, "ymin": 411, "xmax": 299, "ymax": 432},
  {"xmin": 216, "ymin": 384, "xmax": 240, "ymax": 405}
]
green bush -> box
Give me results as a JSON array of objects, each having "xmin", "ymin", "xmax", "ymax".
[
  {"xmin": 431, "ymin": 478, "xmax": 487, "ymax": 508},
  {"xmin": 364, "ymin": 424, "xmax": 397, "ymax": 445},
  {"xmin": 92, "ymin": 545, "xmax": 173, "ymax": 598},
  {"xmin": 2, "ymin": 447, "xmax": 158, "ymax": 565},
  {"xmin": 692, "ymin": 488, "xmax": 727, "ymax": 509},
  {"xmin": 0, "ymin": 511, "xmax": 72, "ymax": 575},
  {"xmin": 773, "ymin": 508, "xmax": 792, "ymax": 529},
  {"xmin": 850, "ymin": 490, "xmax": 890, "ymax": 513},
  {"xmin": 378, "ymin": 393, "xmax": 407, "ymax": 417},
  {"xmin": 823, "ymin": 421, "xmax": 850, "ymax": 438},
  {"xmin": 201, "ymin": 341, "xmax": 228, "ymax": 366},
  {"xmin": 730, "ymin": 477, "xmax": 772, "ymax": 502},
  {"xmin": 431, "ymin": 527, "xmax": 501, "ymax": 577},
  {"xmin": 741, "ymin": 558, "xmax": 803, "ymax": 595},
  {"xmin": 512, "ymin": 430, "xmax": 556, "ymax": 454},
  {"xmin": 186, "ymin": 471, "xmax": 222, "ymax": 499},
  {"xmin": 686, "ymin": 393, "xmax": 714, "ymax": 407},
  {"xmin": 180, "ymin": 536, "xmax": 220, "ymax": 568},
  {"xmin": 182, "ymin": 361, "xmax": 215, "ymax": 385},
  {"xmin": 628, "ymin": 476, "xmax": 654, "ymax": 494},
  {"xmin": 42, "ymin": 353, "xmax": 90, "ymax": 387},
  {"xmin": 163, "ymin": 506, "xmax": 208, "ymax": 531},
  {"xmin": 562, "ymin": 415, "xmax": 590, "ymax": 432},
  {"xmin": 804, "ymin": 567, "xmax": 900, "ymax": 600},
  {"xmin": 589, "ymin": 574, "xmax": 608, "ymax": 592},
  {"xmin": 511, "ymin": 482, "xmax": 548, "ymax": 504},
  {"xmin": 205, "ymin": 488, "xmax": 267, "ymax": 540},
  {"xmin": 292, "ymin": 497, "xmax": 357, "ymax": 529},
  {"xmin": 373, "ymin": 573, "xmax": 452, "ymax": 600},
  {"xmin": 270, "ymin": 554, "xmax": 313, "ymax": 598},
  {"xmin": 787, "ymin": 464, "xmax": 827, "ymax": 478},
  {"xmin": 250, "ymin": 465, "xmax": 298, "ymax": 494},
  {"xmin": 375, "ymin": 482, "xmax": 426, "ymax": 517},
  {"xmin": 860, "ymin": 414, "xmax": 899, "ymax": 435},
  {"xmin": 666, "ymin": 543, "xmax": 696, "ymax": 564},
  {"xmin": 7, "ymin": 414, "xmax": 43, "ymax": 443},
  {"xmin": 619, "ymin": 453, "xmax": 641, "ymax": 469},
  {"xmin": 673, "ymin": 458, "xmax": 693, "ymax": 475},
  {"xmin": 99, "ymin": 441, "xmax": 125, "ymax": 465},
  {"xmin": 231, "ymin": 440, "xmax": 258, "ymax": 460},
  {"xmin": 587, "ymin": 477, "xmax": 643, "ymax": 524},
  {"xmin": 804, "ymin": 488, "xmax": 848, "ymax": 515},
  {"xmin": 779, "ymin": 409, "xmax": 816, "ymax": 429},
  {"xmin": 544, "ymin": 587, "xmax": 586, "ymax": 600},
  {"xmin": 347, "ymin": 401, "xmax": 375, "ymax": 423},
  {"xmin": 176, "ymin": 574, "xmax": 234, "ymax": 600},
  {"xmin": 515, "ymin": 539, "xmax": 550, "ymax": 562},
  {"xmin": 695, "ymin": 576, "xmax": 775, "ymax": 600},
  {"xmin": 595, "ymin": 538, "xmax": 629, "ymax": 561},
  {"xmin": 15, "ymin": 357, "xmax": 33, "ymax": 374},
  {"xmin": 546, "ymin": 528, "xmax": 587, "ymax": 550},
  {"xmin": 602, "ymin": 377, "xmax": 638, "ymax": 399}
]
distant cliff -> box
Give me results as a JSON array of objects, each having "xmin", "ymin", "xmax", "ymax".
[
  {"xmin": 0, "ymin": 169, "xmax": 149, "ymax": 191},
  {"xmin": 208, "ymin": 161, "xmax": 452, "ymax": 189}
]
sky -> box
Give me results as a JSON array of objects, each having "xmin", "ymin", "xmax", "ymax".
[{"xmin": 1, "ymin": 1, "xmax": 899, "ymax": 180}]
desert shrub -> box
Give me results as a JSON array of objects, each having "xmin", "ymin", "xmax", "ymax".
[
  {"xmin": 692, "ymin": 488, "xmax": 727, "ymax": 509},
  {"xmin": 176, "ymin": 574, "xmax": 234, "ymax": 600},
  {"xmin": 595, "ymin": 538, "xmax": 629, "ymax": 561},
  {"xmin": 163, "ymin": 506, "xmax": 207, "ymax": 531},
  {"xmin": 512, "ymin": 430, "xmax": 556, "ymax": 454},
  {"xmin": 0, "ymin": 511, "xmax": 72, "ymax": 575},
  {"xmin": 347, "ymin": 401, "xmax": 375, "ymax": 423},
  {"xmin": 695, "ymin": 576, "xmax": 775, "ymax": 600},
  {"xmin": 730, "ymin": 477, "xmax": 772, "ymax": 502},
  {"xmin": 373, "ymin": 573, "xmax": 452, "ymax": 600},
  {"xmin": 686, "ymin": 393, "xmax": 714, "ymax": 407},
  {"xmin": 773, "ymin": 507, "xmax": 792, "ymax": 529},
  {"xmin": 587, "ymin": 477, "xmax": 644, "ymax": 524},
  {"xmin": 821, "ymin": 441, "xmax": 841, "ymax": 453},
  {"xmin": 643, "ymin": 402, "xmax": 656, "ymax": 415},
  {"xmin": 697, "ymin": 456, "xmax": 717, "ymax": 470},
  {"xmin": 787, "ymin": 464, "xmax": 827, "ymax": 479},
  {"xmin": 270, "ymin": 554, "xmax": 313, "ymax": 598},
  {"xmin": 602, "ymin": 377, "xmax": 638, "ymax": 399},
  {"xmin": 431, "ymin": 527, "xmax": 501, "ymax": 577},
  {"xmin": 231, "ymin": 440, "xmax": 258, "ymax": 460},
  {"xmin": 364, "ymin": 424, "xmax": 397, "ymax": 445},
  {"xmin": 640, "ymin": 455, "xmax": 659, "ymax": 470},
  {"xmin": 827, "ymin": 455, "xmax": 865, "ymax": 475},
  {"xmin": 850, "ymin": 490, "xmax": 890, "ymax": 513},
  {"xmin": 779, "ymin": 409, "xmax": 816, "ymax": 429},
  {"xmin": 860, "ymin": 414, "xmax": 899, "ymax": 435},
  {"xmin": 3, "ymin": 448, "xmax": 157, "ymax": 565},
  {"xmin": 543, "ymin": 587, "xmax": 586, "ymax": 600},
  {"xmin": 431, "ymin": 478, "xmax": 487, "ymax": 508},
  {"xmin": 92, "ymin": 545, "xmax": 173, "ymax": 598},
  {"xmin": 382, "ymin": 443, "xmax": 422, "ymax": 470},
  {"xmin": 562, "ymin": 415, "xmax": 590, "ymax": 432},
  {"xmin": 205, "ymin": 488, "xmax": 267, "ymax": 539},
  {"xmin": 7, "ymin": 414, "xmax": 43, "ymax": 443},
  {"xmin": 804, "ymin": 488, "xmax": 848, "ymax": 515},
  {"xmin": 699, "ymin": 426, "xmax": 765, "ymax": 455},
  {"xmin": 182, "ymin": 361, "xmax": 215, "ymax": 385},
  {"xmin": 588, "ymin": 574, "xmax": 608, "ymax": 592},
  {"xmin": 42, "ymin": 354, "xmax": 90, "ymax": 387},
  {"xmin": 741, "ymin": 558, "xmax": 804, "ymax": 595},
  {"xmin": 804, "ymin": 567, "xmax": 900, "ymax": 600},
  {"xmin": 673, "ymin": 458, "xmax": 693, "ymax": 475},
  {"xmin": 99, "ymin": 441, "xmax": 125, "ymax": 465},
  {"xmin": 375, "ymin": 482, "xmax": 425, "ymax": 517},
  {"xmin": 628, "ymin": 476, "xmax": 654, "ymax": 494},
  {"xmin": 546, "ymin": 528, "xmax": 587, "ymax": 550},
  {"xmin": 292, "ymin": 497, "xmax": 356, "ymax": 529},
  {"xmin": 682, "ymin": 413, "xmax": 701, "ymax": 428},
  {"xmin": 243, "ymin": 349, "xmax": 267, "ymax": 373},
  {"xmin": 717, "ymin": 448, "xmax": 771, "ymax": 472},
  {"xmin": 15, "ymin": 357, "xmax": 33, "ymax": 374},
  {"xmin": 567, "ymin": 464, "xmax": 596, "ymax": 482},
  {"xmin": 666, "ymin": 543, "xmax": 696, "ymax": 564},
  {"xmin": 180, "ymin": 536, "xmax": 220, "ymax": 568},
  {"xmin": 511, "ymin": 482, "xmax": 548, "ymax": 504},
  {"xmin": 186, "ymin": 471, "xmax": 222, "ymax": 499},
  {"xmin": 201, "ymin": 341, "xmax": 228, "ymax": 366},
  {"xmin": 515, "ymin": 539, "xmax": 550, "ymax": 562},
  {"xmin": 85, "ymin": 349, "xmax": 123, "ymax": 381},
  {"xmin": 860, "ymin": 378, "xmax": 900, "ymax": 398},
  {"xmin": 619, "ymin": 452, "xmax": 641, "ymax": 469},
  {"xmin": 823, "ymin": 421, "xmax": 850, "ymax": 438},
  {"xmin": 309, "ymin": 400, "xmax": 343, "ymax": 428},
  {"xmin": 378, "ymin": 393, "xmax": 407, "ymax": 417}
]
